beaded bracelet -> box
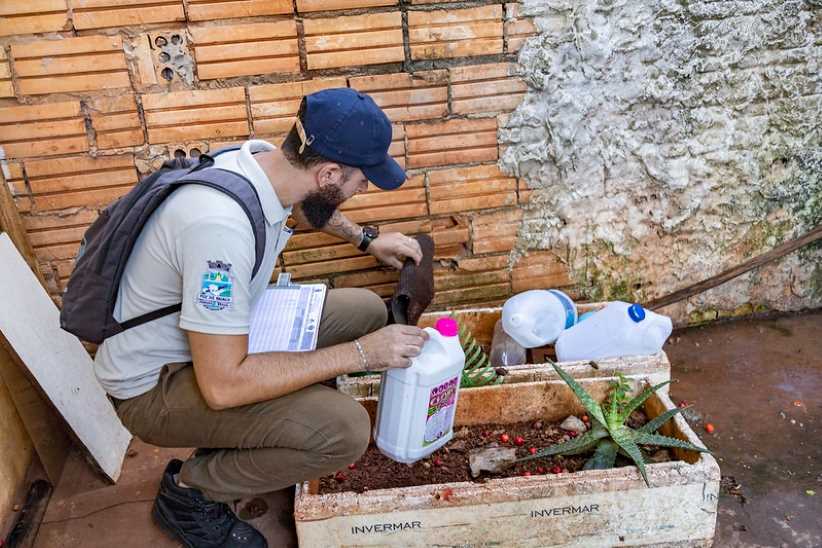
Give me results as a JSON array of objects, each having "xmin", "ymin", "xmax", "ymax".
[{"xmin": 353, "ymin": 339, "xmax": 370, "ymax": 372}]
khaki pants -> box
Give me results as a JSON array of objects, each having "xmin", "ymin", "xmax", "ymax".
[{"xmin": 115, "ymin": 288, "xmax": 386, "ymax": 502}]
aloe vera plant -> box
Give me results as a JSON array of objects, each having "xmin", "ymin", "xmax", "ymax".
[
  {"xmin": 520, "ymin": 361, "xmax": 709, "ymax": 486},
  {"xmin": 457, "ymin": 321, "xmax": 503, "ymax": 388}
]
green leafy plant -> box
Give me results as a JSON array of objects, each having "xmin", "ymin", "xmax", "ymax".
[
  {"xmin": 520, "ymin": 362, "xmax": 710, "ymax": 486},
  {"xmin": 457, "ymin": 321, "xmax": 503, "ymax": 388}
]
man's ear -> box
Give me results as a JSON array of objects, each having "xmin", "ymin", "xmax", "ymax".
[{"xmin": 314, "ymin": 162, "xmax": 345, "ymax": 188}]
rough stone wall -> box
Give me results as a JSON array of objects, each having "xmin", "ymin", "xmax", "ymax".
[
  {"xmin": 502, "ymin": 0, "xmax": 821, "ymax": 323},
  {"xmin": 0, "ymin": 0, "xmax": 566, "ymax": 310}
]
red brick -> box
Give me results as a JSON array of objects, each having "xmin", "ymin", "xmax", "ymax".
[
  {"xmin": 471, "ymin": 207, "xmax": 523, "ymax": 254},
  {"xmin": 339, "ymin": 173, "xmax": 427, "ymax": 223},
  {"xmin": 303, "ymin": 12, "xmax": 404, "ymax": 70},
  {"xmin": 390, "ymin": 124, "xmax": 406, "ymax": 167},
  {"xmin": 450, "ymin": 63, "xmax": 527, "ymax": 115},
  {"xmin": 11, "ymin": 35, "xmax": 129, "ymax": 95},
  {"xmin": 334, "ymin": 269, "xmax": 398, "ymax": 288},
  {"xmin": 69, "ymin": 0, "xmax": 183, "ymax": 29},
  {"xmin": 511, "ymin": 251, "xmax": 572, "ymax": 292},
  {"xmin": 88, "ymin": 95, "xmax": 144, "ymax": 150},
  {"xmin": 406, "ymin": 118, "xmax": 497, "ymax": 168},
  {"xmin": 456, "ymin": 254, "xmax": 509, "ymax": 272},
  {"xmin": 298, "ymin": 0, "xmax": 396, "ymax": 11},
  {"xmin": 349, "ymin": 71, "xmax": 448, "ymax": 122},
  {"xmin": 142, "ymin": 87, "xmax": 249, "ymax": 144},
  {"xmin": 431, "ymin": 280, "xmax": 509, "ymax": 306},
  {"xmin": 408, "ymin": 5, "xmax": 503, "ymax": 60},
  {"xmin": 12, "ymin": 154, "xmax": 137, "ymax": 213},
  {"xmin": 518, "ymin": 178, "xmax": 534, "ymax": 203},
  {"xmin": 190, "ymin": 21, "xmax": 299, "ymax": 80},
  {"xmin": 187, "ymin": 0, "xmax": 291, "ymax": 21},
  {"xmin": 282, "ymin": 243, "xmax": 362, "ymax": 265},
  {"xmin": 23, "ymin": 209, "xmax": 98, "ymax": 232},
  {"xmin": 0, "ymin": 49, "xmax": 13, "ymax": 98},
  {"xmin": 287, "ymin": 255, "xmax": 378, "ymax": 279},
  {"xmin": 505, "ymin": 3, "xmax": 538, "ymax": 53},
  {"xmin": 427, "ymin": 164, "xmax": 516, "ymax": 215},
  {"xmin": 249, "ymin": 78, "xmax": 347, "ymax": 137},
  {"xmin": 0, "ymin": 0, "xmax": 68, "ymax": 37},
  {"xmin": 0, "ymin": 101, "xmax": 88, "ymax": 159}
]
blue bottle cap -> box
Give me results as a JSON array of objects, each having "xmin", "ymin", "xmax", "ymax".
[{"xmin": 628, "ymin": 303, "xmax": 646, "ymax": 323}]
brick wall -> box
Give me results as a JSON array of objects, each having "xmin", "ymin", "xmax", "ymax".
[{"xmin": 0, "ymin": 0, "xmax": 550, "ymax": 308}]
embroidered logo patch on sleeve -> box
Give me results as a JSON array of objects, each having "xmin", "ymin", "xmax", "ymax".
[{"xmin": 197, "ymin": 260, "xmax": 234, "ymax": 311}]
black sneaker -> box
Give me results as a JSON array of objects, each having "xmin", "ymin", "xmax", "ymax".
[{"xmin": 152, "ymin": 459, "xmax": 267, "ymax": 548}]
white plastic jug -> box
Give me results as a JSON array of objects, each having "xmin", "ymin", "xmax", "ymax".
[
  {"xmin": 501, "ymin": 289, "xmax": 577, "ymax": 348},
  {"xmin": 555, "ymin": 302, "xmax": 672, "ymax": 362},
  {"xmin": 374, "ymin": 318, "xmax": 466, "ymax": 464}
]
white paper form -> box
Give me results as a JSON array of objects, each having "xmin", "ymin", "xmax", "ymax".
[{"xmin": 248, "ymin": 274, "xmax": 327, "ymax": 353}]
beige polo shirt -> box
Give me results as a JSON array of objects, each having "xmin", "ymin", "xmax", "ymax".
[{"xmin": 94, "ymin": 140, "xmax": 292, "ymax": 399}]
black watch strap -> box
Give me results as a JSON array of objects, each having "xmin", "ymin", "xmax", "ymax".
[{"xmin": 358, "ymin": 226, "xmax": 378, "ymax": 251}]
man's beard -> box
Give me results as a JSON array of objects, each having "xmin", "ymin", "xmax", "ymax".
[{"xmin": 300, "ymin": 184, "xmax": 345, "ymax": 229}]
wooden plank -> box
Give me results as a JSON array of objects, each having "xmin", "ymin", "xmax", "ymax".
[
  {"xmin": 0, "ymin": 341, "xmax": 70, "ymax": 484},
  {"xmin": 0, "ymin": 234, "xmax": 131, "ymax": 482},
  {"xmin": 0, "ymin": 357, "xmax": 35, "ymax": 528}
]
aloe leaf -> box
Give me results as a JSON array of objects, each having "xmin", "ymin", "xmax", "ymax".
[
  {"xmin": 518, "ymin": 428, "xmax": 605, "ymax": 462},
  {"xmin": 612, "ymin": 427, "xmax": 649, "ymax": 486},
  {"xmin": 583, "ymin": 440, "xmax": 618, "ymax": 470},
  {"xmin": 639, "ymin": 408, "xmax": 684, "ymax": 434},
  {"xmin": 634, "ymin": 432, "xmax": 710, "ymax": 453},
  {"xmin": 617, "ymin": 380, "xmax": 672, "ymax": 424},
  {"xmin": 549, "ymin": 361, "xmax": 607, "ymax": 427}
]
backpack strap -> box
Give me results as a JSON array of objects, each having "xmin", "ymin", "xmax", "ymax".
[{"xmin": 120, "ymin": 165, "xmax": 268, "ymax": 332}]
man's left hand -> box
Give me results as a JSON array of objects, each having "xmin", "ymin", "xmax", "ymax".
[{"xmin": 367, "ymin": 233, "xmax": 422, "ymax": 270}]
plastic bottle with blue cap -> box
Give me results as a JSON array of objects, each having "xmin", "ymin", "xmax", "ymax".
[
  {"xmin": 374, "ymin": 318, "xmax": 466, "ymax": 464},
  {"xmin": 501, "ymin": 289, "xmax": 578, "ymax": 348},
  {"xmin": 555, "ymin": 301, "xmax": 673, "ymax": 362}
]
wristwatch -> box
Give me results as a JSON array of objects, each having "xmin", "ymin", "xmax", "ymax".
[{"xmin": 358, "ymin": 225, "xmax": 379, "ymax": 251}]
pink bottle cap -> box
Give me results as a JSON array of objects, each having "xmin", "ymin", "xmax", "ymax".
[{"xmin": 434, "ymin": 317, "xmax": 459, "ymax": 337}]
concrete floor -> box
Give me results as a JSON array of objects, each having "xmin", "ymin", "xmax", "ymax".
[{"xmin": 28, "ymin": 311, "xmax": 822, "ymax": 547}]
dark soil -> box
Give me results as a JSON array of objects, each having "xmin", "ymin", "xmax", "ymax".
[{"xmin": 319, "ymin": 412, "xmax": 668, "ymax": 494}]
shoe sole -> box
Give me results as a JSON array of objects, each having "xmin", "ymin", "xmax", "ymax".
[{"xmin": 152, "ymin": 500, "xmax": 199, "ymax": 548}]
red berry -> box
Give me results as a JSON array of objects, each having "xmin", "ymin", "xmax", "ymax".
[
  {"xmin": 334, "ymin": 471, "xmax": 347, "ymax": 482},
  {"xmin": 499, "ymin": 433, "xmax": 510, "ymax": 443},
  {"xmin": 569, "ymin": 430, "xmax": 579, "ymax": 438},
  {"xmin": 582, "ymin": 414, "xmax": 590, "ymax": 422},
  {"xmin": 520, "ymin": 471, "xmax": 531, "ymax": 477},
  {"xmin": 678, "ymin": 401, "xmax": 689, "ymax": 408},
  {"xmin": 536, "ymin": 466, "xmax": 546, "ymax": 474},
  {"xmin": 551, "ymin": 465, "xmax": 562, "ymax": 474},
  {"xmin": 347, "ymin": 463, "xmax": 357, "ymax": 470},
  {"xmin": 705, "ymin": 423, "xmax": 715, "ymax": 434},
  {"xmin": 433, "ymin": 456, "xmax": 443, "ymax": 466},
  {"xmin": 514, "ymin": 436, "xmax": 526, "ymax": 446},
  {"xmin": 438, "ymin": 487, "xmax": 454, "ymax": 501},
  {"xmin": 528, "ymin": 447, "xmax": 538, "ymax": 455}
]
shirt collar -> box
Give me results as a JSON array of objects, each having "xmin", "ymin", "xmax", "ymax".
[{"xmin": 237, "ymin": 139, "xmax": 291, "ymax": 226}]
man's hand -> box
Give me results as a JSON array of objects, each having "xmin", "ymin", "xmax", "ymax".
[
  {"xmin": 368, "ymin": 233, "xmax": 423, "ymax": 270},
  {"xmin": 357, "ymin": 324, "xmax": 428, "ymax": 371}
]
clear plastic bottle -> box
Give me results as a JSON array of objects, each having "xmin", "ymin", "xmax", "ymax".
[
  {"xmin": 555, "ymin": 302, "xmax": 672, "ymax": 362},
  {"xmin": 501, "ymin": 289, "xmax": 577, "ymax": 348},
  {"xmin": 489, "ymin": 319, "xmax": 527, "ymax": 367},
  {"xmin": 374, "ymin": 318, "xmax": 466, "ymax": 464}
]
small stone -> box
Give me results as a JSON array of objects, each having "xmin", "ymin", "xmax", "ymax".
[
  {"xmin": 468, "ymin": 447, "xmax": 517, "ymax": 478},
  {"xmin": 449, "ymin": 440, "xmax": 467, "ymax": 453},
  {"xmin": 648, "ymin": 449, "xmax": 671, "ymax": 463},
  {"xmin": 454, "ymin": 426, "xmax": 470, "ymax": 439},
  {"xmin": 532, "ymin": 420, "xmax": 543, "ymax": 430},
  {"xmin": 13, "ymin": 504, "xmax": 21, "ymax": 512},
  {"xmin": 422, "ymin": 462, "xmax": 431, "ymax": 469},
  {"xmin": 560, "ymin": 416, "xmax": 587, "ymax": 433}
]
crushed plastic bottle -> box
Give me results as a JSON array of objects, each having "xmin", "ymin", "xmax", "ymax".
[
  {"xmin": 501, "ymin": 289, "xmax": 577, "ymax": 348},
  {"xmin": 489, "ymin": 319, "xmax": 526, "ymax": 367}
]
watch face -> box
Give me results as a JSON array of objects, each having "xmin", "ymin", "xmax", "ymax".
[{"xmin": 364, "ymin": 226, "xmax": 379, "ymax": 238}]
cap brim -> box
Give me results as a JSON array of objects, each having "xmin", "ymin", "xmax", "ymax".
[{"xmin": 361, "ymin": 154, "xmax": 406, "ymax": 190}]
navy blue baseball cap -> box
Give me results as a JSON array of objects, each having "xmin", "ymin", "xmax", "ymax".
[{"xmin": 301, "ymin": 88, "xmax": 406, "ymax": 190}]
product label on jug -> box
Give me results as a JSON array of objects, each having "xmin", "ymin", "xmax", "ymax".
[{"xmin": 423, "ymin": 376, "xmax": 459, "ymax": 446}]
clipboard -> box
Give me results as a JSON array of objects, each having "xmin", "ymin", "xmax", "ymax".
[{"xmin": 248, "ymin": 273, "xmax": 327, "ymax": 353}]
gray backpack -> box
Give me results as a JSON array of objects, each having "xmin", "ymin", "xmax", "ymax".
[{"xmin": 60, "ymin": 147, "xmax": 267, "ymax": 344}]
